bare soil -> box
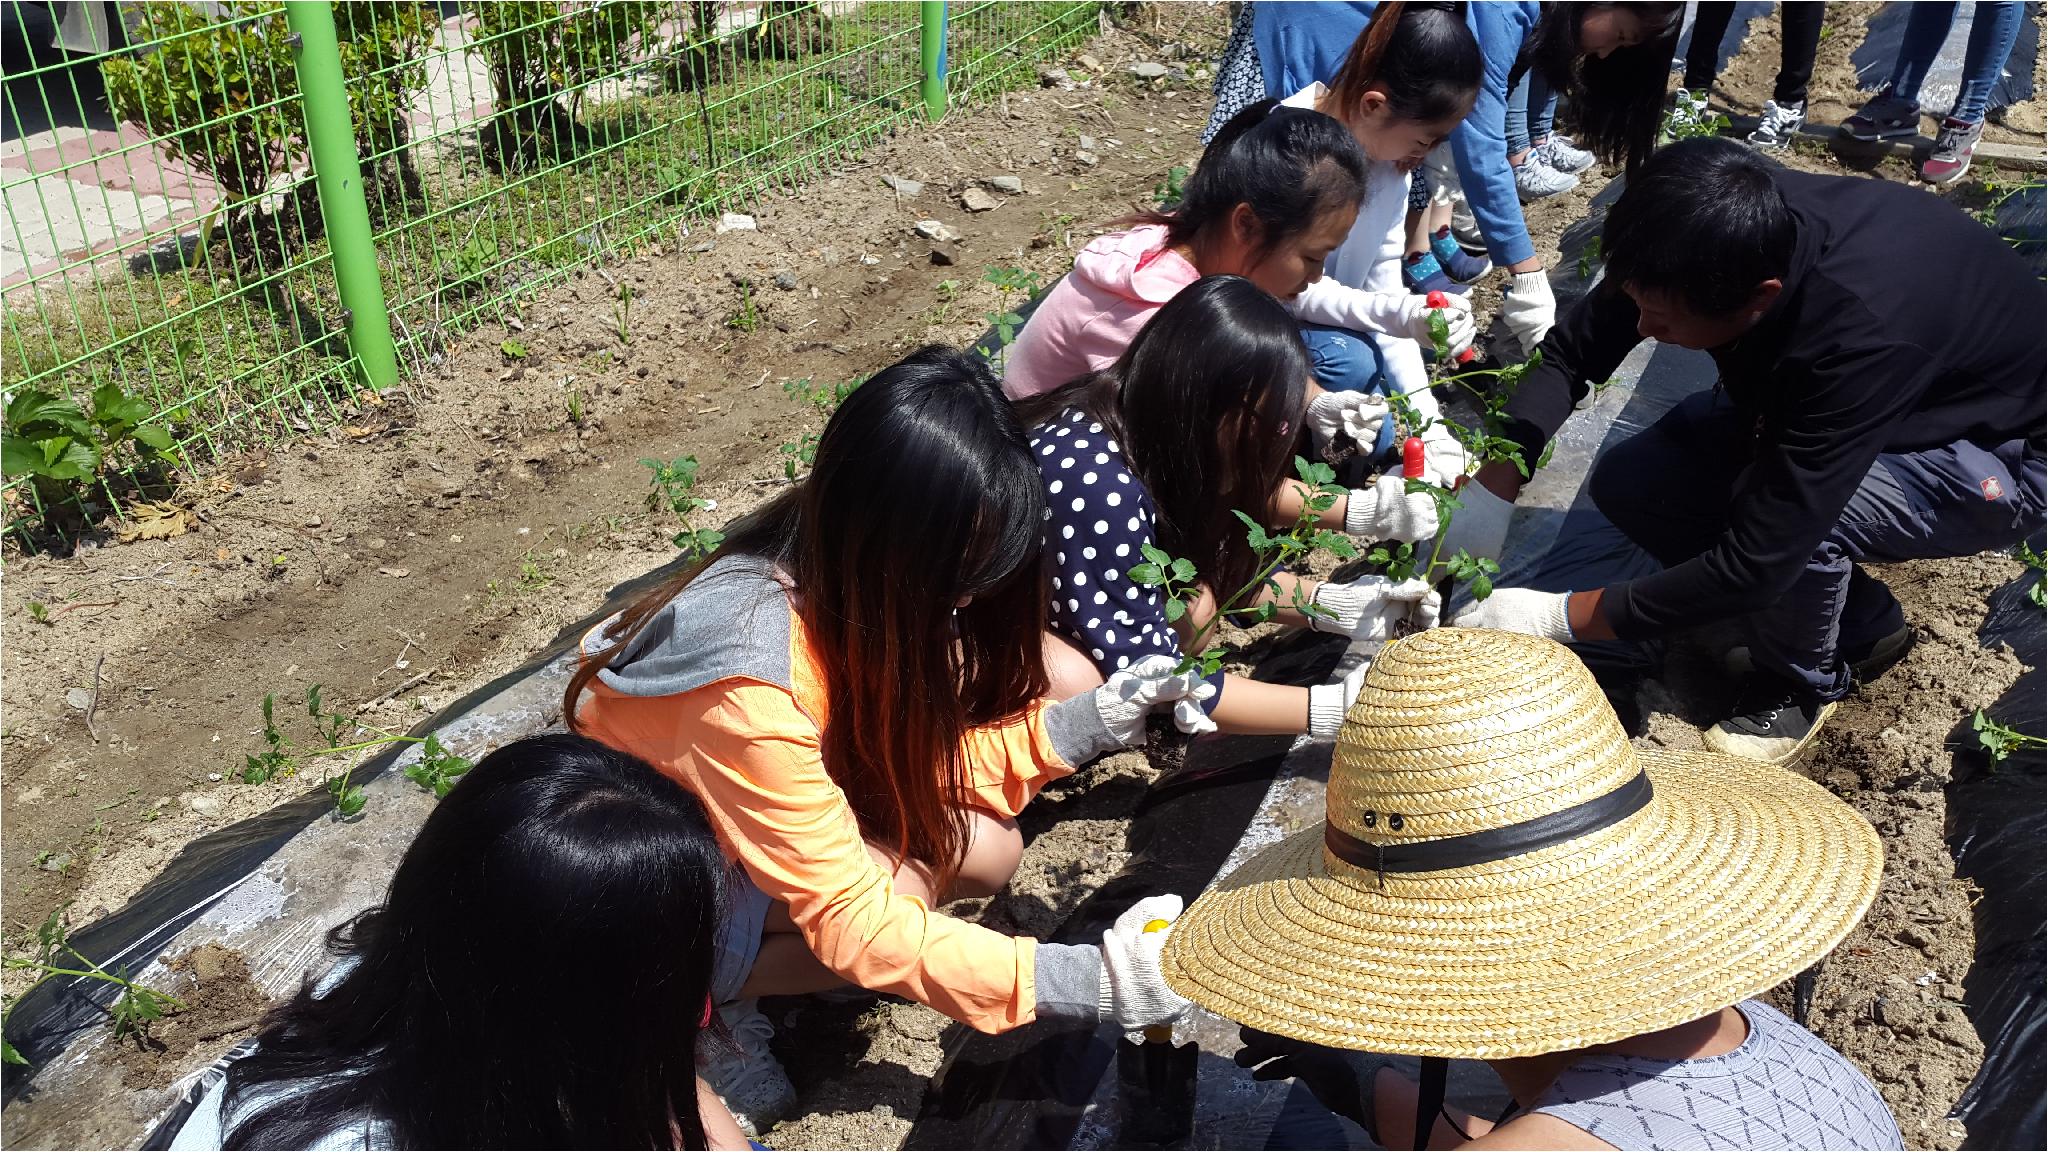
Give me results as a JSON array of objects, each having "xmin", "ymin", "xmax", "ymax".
[{"xmin": 111, "ymin": 942, "xmax": 272, "ymax": 1091}]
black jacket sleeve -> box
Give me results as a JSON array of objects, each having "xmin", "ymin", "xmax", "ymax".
[
  {"xmin": 1602, "ymin": 317, "xmax": 1934, "ymax": 636},
  {"xmin": 1500, "ymin": 281, "xmax": 1648, "ymax": 466}
]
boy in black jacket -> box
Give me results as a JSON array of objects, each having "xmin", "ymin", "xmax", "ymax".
[{"xmin": 1448, "ymin": 138, "xmax": 2045, "ymax": 763}]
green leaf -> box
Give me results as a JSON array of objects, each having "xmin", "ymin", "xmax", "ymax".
[
  {"xmin": 1164, "ymin": 597, "xmax": 1187, "ymax": 623},
  {"xmin": 1293, "ymin": 456, "xmax": 1336, "ymax": 487},
  {"xmin": 90, "ymin": 380, "xmax": 151, "ymax": 432},
  {"xmin": 1169, "ymin": 558, "xmax": 1197, "ymax": 583},
  {"xmin": 1470, "ymin": 574, "xmax": 1494, "ymax": 600},
  {"xmin": 130, "ymin": 424, "xmax": 174, "ymax": 452},
  {"xmin": 306, "ymin": 684, "xmax": 324, "ymax": 718},
  {"xmin": 5, "ymin": 388, "xmax": 90, "ymax": 441},
  {"xmin": 26, "ymin": 437, "xmax": 100, "ymax": 481},
  {"xmin": 335, "ymin": 785, "xmax": 367, "ymax": 817},
  {"xmin": 1128, "ymin": 562, "xmax": 1164, "ymax": 585},
  {"xmin": 1231, "ymin": 509, "xmax": 1274, "ymax": 551},
  {"xmin": 1251, "ymin": 602, "xmax": 1276, "ymax": 623},
  {"xmin": 2, "ymin": 1038, "xmax": 26, "ymax": 1066},
  {"xmin": 1139, "ymin": 542, "xmax": 1172, "ymax": 567}
]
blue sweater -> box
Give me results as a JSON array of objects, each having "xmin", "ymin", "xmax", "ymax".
[{"xmin": 1251, "ymin": 0, "xmax": 1543, "ymax": 267}]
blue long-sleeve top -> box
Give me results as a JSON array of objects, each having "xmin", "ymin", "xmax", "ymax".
[{"xmin": 1251, "ymin": 1, "xmax": 1542, "ymax": 267}]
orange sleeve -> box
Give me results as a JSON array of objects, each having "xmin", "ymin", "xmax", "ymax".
[
  {"xmin": 955, "ymin": 701, "xmax": 1080, "ymax": 818},
  {"xmin": 581, "ymin": 682, "xmax": 1042, "ymax": 1034}
]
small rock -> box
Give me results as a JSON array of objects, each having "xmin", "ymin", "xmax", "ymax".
[
  {"xmin": 859, "ymin": 254, "xmax": 881, "ymax": 266},
  {"xmin": 207, "ymin": 772, "xmax": 223, "ymax": 782},
  {"xmin": 379, "ymin": 567, "xmax": 410, "ymax": 579},
  {"xmin": 986, "ymin": 175, "xmax": 1024, "ymax": 194},
  {"xmin": 913, "ymin": 219, "xmax": 961, "ymax": 243},
  {"xmin": 1130, "ymin": 61, "xmax": 1168, "ymax": 79},
  {"xmin": 186, "ymin": 795, "xmax": 222, "ymax": 817},
  {"xmin": 774, "ymin": 272, "xmax": 800, "ymax": 291},
  {"xmin": 39, "ymin": 852, "xmax": 72, "ymax": 873},
  {"xmin": 715, "ymin": 212, "xmax": 757, "ymax": 233},
  {"xmin": 1074, "ymin": 149, "xmax": 1099, "ymax": 167},
  {"xmin": 303, "ymin": 516, "xmax": 322, "ymax": 529},
  {"xmin": 1897, "ymin": 924, "xmax": 1936, "ymax": 950},
  {"xmin": 691, "ymin": 240, "xmax": 716, "ymax": 253},
  {"xmin": 1038, "ymin": 65, "xmax": 1071, "ymax": 88},
  {"xmin": 928, "ymin": 246, "xmax": 957, "ymax": 267},
  {"xmin": 1077, "ymin": 133, "xmax": 1098, "ymax": 151},
  {"xmin": 1940, "ymin": 982, "xmax": 1967, "ymax": 1002},
  {"xmin": 881, "ymin": 175, "xmax": 924, "ymax": 197},
  {"xmin": 65, "ymin": 687, "xmax": 93, "ymax": 711},
  {"xmin": 1077, "ymin": 52, "xmax": 1102, "ymax": 72},
  {"xmin": 961, "ymin": 187, "xmax": 1002, "ymax": 213}
]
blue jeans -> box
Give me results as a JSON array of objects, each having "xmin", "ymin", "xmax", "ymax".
[
  {"xmin": 1300, "ymin": 324, "xmax": 1398, "ymax": 462},
  {"xmin": 1590, "ymin": 391, "xmax": 2046, "ymax": 700},
  {"xmin": 1505, "ymin": 69, "xmax": 1557, "ymax": 155},
  {"xmin": 1888, "ymin": 0, "xmax": 2026, "ymax": 123}
]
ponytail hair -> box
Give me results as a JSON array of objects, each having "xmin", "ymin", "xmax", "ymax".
[
  {"xmin": 1530, "ymin": 2, "xmax": 1685, "ymax": 173},
  {"xmin": 1326, "ymin": 1, "xmax": 1482, "ymax": 125},
  {"xmin": 1129, "ymin": 99, "xmax": 1366, "ymax": 258}
]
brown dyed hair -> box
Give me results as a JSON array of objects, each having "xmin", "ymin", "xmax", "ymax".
[{"xmin": 564, "ymin": 346, "xmax": 1049, "ymax": 876}]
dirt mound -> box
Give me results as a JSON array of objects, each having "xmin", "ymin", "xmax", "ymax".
[{"xmin": 112, "ymin": 942, "xmax": 272, "ymax": 1091}]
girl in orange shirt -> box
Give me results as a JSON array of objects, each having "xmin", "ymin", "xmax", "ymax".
[{"xmin": 567, "ymin": 346, "xmax": 1203, "ymax": 1135}]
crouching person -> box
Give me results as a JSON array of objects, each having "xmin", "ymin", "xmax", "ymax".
[
  {"xmin": 169, "ymin": 734, "xmax": 755, "ymax": 1150},
  {"xmin": 1165, "ymin": 628, "xmax": 1905, "ymax": 1151},
  {"xmin": 1452, "ymin": 138, "xmax": 2046, "ymax": 764},
  {"xmin": 568, "ymin": 347, "xmax": 1198, "ymax": 1136}
]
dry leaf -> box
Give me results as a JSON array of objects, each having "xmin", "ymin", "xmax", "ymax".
[
  {"xmin": 118, "ymin": 502, "xmax": 192, "ymax": 543},
  {"xmin": 379, "ymin": 567, "xmax": 410, "ymax": 578}
]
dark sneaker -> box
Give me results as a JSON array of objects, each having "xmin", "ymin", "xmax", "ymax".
[
  {"xmin": 1840, "ymin": 89, "xmax": 1921, "ymax": 141},
  {"xmin": 1704, "ymin": 677, "xmax": 1839, "ymax": 765},
  {"xmin": 1747, "ymin": 99, "xmax": 1806, "ymax": 149},
  {"xmin": 1401, "ymin": 251, "xmax": 1464, "ymax": 296},
  {"xmin": 1724, "ymin": 623, "xmax": 1916, "ymax": 684},
  {"xmin": 1920, "ymin": 117, "xmax": 1983, "ymax": 185},
  {"xmin": 1430, "ymin": 226, "xmax": 1492, "ymax": 283}
]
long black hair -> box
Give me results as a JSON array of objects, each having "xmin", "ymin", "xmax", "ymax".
[
  {"xmin": 567, "ymin": 346, "xmax": 1049, "ymax": 880},
  {"xmin": 1529, "ymin": 2, "xmax": 1684, "ymax": 172},
  {"xmin": 222, "ymin": 735, "xmax": 727, "ymax": 1149},
  {"xmin": 1016, "ymin": 275, "xmax": 1310, "ymax": 602},
  {"xmin": 1326, "ymin": 1, "xmax": 1482, "ymax": 125},
  {"xmin": 1131, "ymin": 99, "xmax": 1366, "ymax": 258}
]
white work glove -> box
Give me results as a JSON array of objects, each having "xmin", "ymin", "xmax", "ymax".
[
  {"xmin": 1500, "ymin": 270, "xmax": 1555, "ymax": 361},
  {"xmin": 1099, "ymin": 894, "xmax": 1191, "ymax": 1033},
  {"xmin": 1345, "ymin": 473, "xmax": 1439, "ymax": 543},
  {"xmin": 1436, "ymin": 480, "xmax": 1515, "ymax": 563},
  {"xmin": 1394, "ymin": 292, "xmax": 1476, "ymax": 356},
  {"xmin": 1416, "ymin": 420, "xmax": 1469, "ymax": 488},
  {"xmin": 1308, "ymin": 576, "xmax": 1441, "ymax": 642},
  {"xmin": 1306, "ymin": 390, "xmax": 1389, "ymax": 455},
  {"xmin": 1306, "ymin": 660, "xmax": 1370, "ymax": 737},
  {"xmin": 1092, "ymin": 653, "xmax": 1219, "ymax": 741},
  {"xmin": 1450, "ymin": 587, "xmax": 1574, "ymax": 641}
]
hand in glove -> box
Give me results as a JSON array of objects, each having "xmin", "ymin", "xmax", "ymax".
[
  {"xmin": 1094, "ymin": 653, "xmax": 1219, "ymax": 742},
  {"xmin": 1306, "ymin": 390, "xmax": 1389, "ymax": 456},
  {"xmin": 1345, "ymin": 474, "xmax": 1439, "ymax": 543},
  {"xmin": 1436, "ymin": 479, "xmax": 1515, "ymax": 563},
  {"xmin": 1416, "ymin": 420, "xmax": 1469, "ymax": 488},
  {"xmin": 1500, "ymin": 270, "xmax": 1555, "ymax": 361},
  {"xmin": 1395, "ymin": 291, "xmax": 1476, "ymax": 357},
  {"xmin": 1099, "ymin": 894, "xmax": 1191, "ymax": 1033},
  {"xmin": 1450, "ymin": 587, "xmax": 1574, "ymax": 642},
  {"xmin": 1308, "ymin": 576, "xmax": 1441, "ymax": 643},
  {"xmin": 1307, "ymin": 660, "xmax": 1369, "ymax": 737}
]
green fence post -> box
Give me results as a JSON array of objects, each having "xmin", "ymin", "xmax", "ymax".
[
  {"xmin": 284, "ymin": 1, "xmax": 399, "ymax": 390},
  {"xmin": 920, "ymin": 1, "xmax": 948, "ymax": 121}
]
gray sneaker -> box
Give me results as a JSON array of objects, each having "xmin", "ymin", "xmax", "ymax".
[
  {"xmin": 1920, "ymin": 116, "xmax": 1984, "ymax": 185},
  {"xmin": 701, "ymin": 1000, "xmax": 797, "ymax": 1138},
  {"xmin": 1840, "ymin": 89, "xmax": 1921, "ymax": 141},
  {"xmin": 1513, "ymin": 154, "xmax": 1579, "ymax": 201},
  {"xmin": 1533, "ymin": 135, "xmax": 1595, "ymax": 174},
  {"xmin": 1747, "ymin": 99, "xmax": 1806, "ymax": 149}
]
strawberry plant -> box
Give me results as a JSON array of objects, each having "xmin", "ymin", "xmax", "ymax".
[
  {"xmin": 3, "ymin": 381, "xmax": 180, "ymax": 519},
  {"xmin": 1127, "ymin": 457, "xmax": 1358, "ymax": 676}
]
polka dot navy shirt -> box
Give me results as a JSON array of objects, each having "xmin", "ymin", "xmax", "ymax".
[{"xmin": 1031, "ymin": 408, "xmax": 1226, "ymax": 712}]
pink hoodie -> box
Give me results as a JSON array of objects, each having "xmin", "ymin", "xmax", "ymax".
[{"xmin": 1000, "ymin": 224, "xmax": 1200, "ymax": 399}]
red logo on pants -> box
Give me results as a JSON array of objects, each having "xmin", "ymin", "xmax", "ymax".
[{"xmin": 1981, "ymin": 476, "xmax": 2004, "ymax": 500}]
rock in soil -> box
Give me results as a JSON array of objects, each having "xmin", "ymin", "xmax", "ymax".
[
  {"xmin": 986, "ymin": 175, "xmax": 1024, "ymax": 195},
  {"xmin": 881, "ymin": 174, "xmax": 924, "ymax": 197},
  {"xmin": 715, "ymin": 212, "xmax": 757, "ymax": 233},
  {"xmin": 913, "ymin": 219, "xmax": 961, "ymax": 242},
  {"xmin": 960, "ymin": 187, "xmax": 1002, "ymax": 213},
  {"xmin": 1130, "ymin": 61, "xmax": 1167, "ymax": 79}
]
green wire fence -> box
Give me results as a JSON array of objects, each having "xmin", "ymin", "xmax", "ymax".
[{"xmin": 1, "ymin": 0, "xmax": 1099, "ymax": 548}]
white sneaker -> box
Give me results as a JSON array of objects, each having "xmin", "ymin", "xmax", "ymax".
[
  {"xmin": 1513, "ymin": 154, "xmax": 1579, "ymax": 201},
  {"xmin": 1747, "ymin": 99, "xmax": 1806, "ymax": 150},
  {"xmin": 702, "ymin": 1000, "xmax": 797, "ymax": 1138},
  {"xmin": 1533, "ymin": 135, "xmax": 1595, "ymax": 174}
]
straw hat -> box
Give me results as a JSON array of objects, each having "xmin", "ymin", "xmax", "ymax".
[{"xmin": 1163, "ymin": 628, "xmax": 1883, "ymax": 1059}]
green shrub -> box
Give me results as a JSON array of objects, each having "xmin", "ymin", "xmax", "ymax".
[
  {"xmin": 2, "ymin": 380, "xmax": 180, "ymax": 517},
  {"xmin": 475, "ymin": 0, "xmax": 665, "ymax": 172}
]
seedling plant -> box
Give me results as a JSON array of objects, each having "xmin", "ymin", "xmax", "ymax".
[
  {"xmin": 1661, "ymin": 90, "xmax": 1730, "ymax": 144},
  {"xmin": 776, "ymin": 375, "xmax": 865, "ymax": 480},
  {"xmin": 1127, "ymin": 457, "xmax": 1359, "ymax": 676},
  {"xmin": 641, "ymin": 454, "xmax": 722, "ymax": 559},
  {"xmin": 980, "ymin": 265, "xmax": 1042, "ymax": 355},
  {"xmin": 240, "ymin": 686, "xmax": 473, "ymax": 817},
  {"xmin": 2, "ymin": 904, "xmax": 183, "ymax": 1066},
  {"xmin": 614, "ymin": 282, "xmax": 636, "ymax": 343},
  {"xmin": 1971, "ymin": 709, "xmax": 2045, "ymax": 765}
]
